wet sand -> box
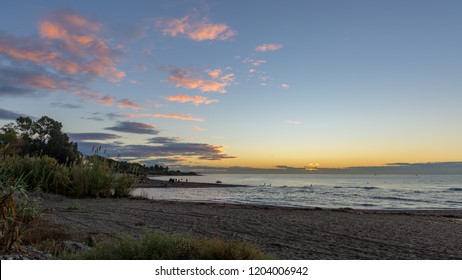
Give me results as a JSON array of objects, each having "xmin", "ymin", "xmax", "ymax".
[{"xmin": 35, "ymin": 181, "xmax": 462, "ymax": 259}]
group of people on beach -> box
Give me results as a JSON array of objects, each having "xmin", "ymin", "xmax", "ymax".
[{"xmin": 168, "ymin": 178, "xmax": 188, "ymax": 183}]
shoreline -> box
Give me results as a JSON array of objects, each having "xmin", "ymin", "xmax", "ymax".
[
  {"xmin": 138, "ymin": 177, "xmax": 247, "ymax": 188},
  {"xmin": 34, "ymin": 192, "xmax": 462, "ymax": 259}
]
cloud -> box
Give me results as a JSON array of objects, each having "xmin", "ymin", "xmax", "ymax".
[
  {"xmin": 314, "ymin": 162, "xmax": 462, "ymax": 175},
  {"xmin": 0, "ymin": 66, "xmax": 62, "ymax": 97},
  {"xmin": 68, "ymin": 133, "xmax": 121, "ymax": 141},
  {"xmin": 105, "ymin": 121, "xmax": 159, "ymax": 134},
  {"xmin": 139, "ymin": 157, "xmax": 187, "ymax": 166},
  {"xmin": 147, "ymin": 137, "xmax": 181, "ymax": 144},
  {"xmin": 38, "ymin": 11, "xmax": 125, "ymax": 82},
  {"xmin": 156, "ymin": 15, "xmax": 236, "ymax": 41},
  {"xmin": 137, "ymin": 139, "xmax": 235, "ymax": 160},
  {"xmin": 151, "ymin": 113, "xmax": 204, "ymax": 122},
  {"xmin": 118, "ymin": 99, "xmax": 145, "ymax": 110},
  {"xmin": 122, "ymin": 113, "xmax": 203, "ymax": 122},
  {"xmin": 159, "ymin": 162, "xmax": 462, "ymax": 175},
  {"xmin": 164, "ymin": 94, "xmax": 218, "ymax": 106},
  {"xmin": 96, "ymin": 95, "xmax": 116, "ymax": 106},
  {"xmin": 281, "ymin": 83, "xmax": 290, "ymax": 89},
  {"xmin": 286, "ymin": 120, "xmax": 302, "ymax": 125},
  {"xmin": 50, "ymin": 102, "xmax": 82, "ymax": 109},
  {"xmin": 0, "ymin": 40, "xmax": 58, "ymax": 63},
  {"xmin": 192, "ymin": 126, "xmax": 206, "ymax": 131},
  {"xmin": 74, "ymin": 138, "xmax": 236, "ymax": 162},
  {"xmin": 0, "ymin": 108, "xmax": 23, "ymax": 120},
  {"xmin": 306, "ymin": 163, "xmax": 320, "ymax": 171},
  {"xmin": 255, "ymin": 43, "xmax": 283, "ymax": 52},
  {"xmin": 243, "ymin": 58, "xmax": 266, "ymax": 67},
  {"xmin": 82, "ymin": 112, "xmax": 123, "ymax": 122},
  {"xmin": 166, "ymin": 68, "xmax": 234, "ymax": 93},
  {"xmin": 205, "ymin": 69, "xmax": 222, "ymax": 79},
  {"xmin": 0, "ymin": 11, "xmax": 124, "ymax": 103}
]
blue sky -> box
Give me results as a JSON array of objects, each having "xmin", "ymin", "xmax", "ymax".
[{"xmin": 1, "ymin": 0, "xmax": 462, "ymax": 172}]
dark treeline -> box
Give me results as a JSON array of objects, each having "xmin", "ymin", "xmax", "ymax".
[{"xmin": 0, "ymin": 116, "xmax": 176, "ymax": 175}]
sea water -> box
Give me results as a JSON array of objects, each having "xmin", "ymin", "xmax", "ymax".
[{"xmin": 132, "ymin": 174, "xmax": 462, "ymax": 210}]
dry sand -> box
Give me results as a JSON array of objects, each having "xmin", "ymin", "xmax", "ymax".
[{"xmin": 34, "ymin": 180, "xmax": 462, "ymax": 259}]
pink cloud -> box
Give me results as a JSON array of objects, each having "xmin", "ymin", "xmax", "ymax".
[
  {"xmin": 205, "ymin": 69, "xmax": 222, "ymax": 79},
  {"xmin": 243, "ymin": 58, "xmax": 266, "ymax": 67},
  {"xmin": 122, "ymin": 113, "xmax": 204, "ymax": 122},
  {"xmin": 96, "ymin": 96, "xmax": 116, "ymax": 107},
  {"xmin": 0, "ymin": 43, "xmax": 59, "ymax": 63},
  {"xmin": 192, "ymin": 126, "xmax": 206, "ymax": 131},
  {"xmin": 118, "ymin": 99, "xmax": 145, "ymax": 110},
  {"xmin": 255, "ymin": 43, "xmax": 283, "ymax": 52},
  {"xmin": 37, "ymin": 11, "xmax": 125, "ymax": 82},
  {"xmin": 0, "ymin": 10, "xmax": 125, "ymax": 106},
  {"xmin": 23, "ymin": 75, "xmax": 58, "ymax": 90},
  {"xmin": 167, "ymin": 68, "xmax": 234, "ymax": 93},
  {"xmin": 154, "ymin": 113, "xmax": 204, "ymax": 122},
  {"xmin": 156, "ymin": 15, "xmax": 236, "ymax": 41},
  {"xmin": 164, "ymin": 94, "xmax": 218, "ymax": 106}
]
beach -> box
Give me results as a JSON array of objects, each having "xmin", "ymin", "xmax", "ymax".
[{"xmin": 33, "ymin": 179, "xmax": 462, "ymax": 260}]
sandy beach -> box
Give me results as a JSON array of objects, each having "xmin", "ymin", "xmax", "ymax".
[{"xmin": 32, "ymin": 179, "xmax": 462, "ymax": 260}]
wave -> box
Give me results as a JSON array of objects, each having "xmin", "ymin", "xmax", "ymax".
[
  {"xmin": 357, "ymin": 203, "xmax": 377, "ymax": 207},
  {"xmin": 334, "ymin": 186, "xmax": 379, "ymax": 190},
  {"xmin": 446, "ymin": 187, "xmax": 462, "ymax": 192},
  {"xmin": 371, "ymin": 196, "xmax": 426, "ymax": 203}
]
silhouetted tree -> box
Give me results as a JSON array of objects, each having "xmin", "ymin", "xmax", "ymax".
[{"xmin": 0, "ymin": 116, "xmax": 80, "ymax": 163}]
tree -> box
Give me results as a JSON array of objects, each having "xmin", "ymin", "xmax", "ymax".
[{"xmin": 0, "ymin": 116, "xmax": 80, "ymax": 163}]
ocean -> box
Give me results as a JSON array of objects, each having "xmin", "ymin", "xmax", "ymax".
[{"xmin": 133, "ymin": 174, "xmax": 462, "ymax": 210}]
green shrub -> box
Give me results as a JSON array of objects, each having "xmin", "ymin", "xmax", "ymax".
[{"xmin": 65, "ymin": 231, "xmax": 270, "ymax": 260}]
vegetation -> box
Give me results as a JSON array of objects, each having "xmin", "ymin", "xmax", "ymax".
[
  {"xmin": 65, "ymin": 231, "xmax": 270, "ymax": 260},
  {"xmin": 0, "ymin": 116, "xmax": 79, "ymax": 164},
  {"xmin": 0, "ymin": 116, "xmax": 179, "ymax": 176},
  {"xmin": 0, "ymin": 143, "xmax": 136, "ymax": 253},
  {"xmin": 0, "ymin": 155, "xmax": 70, "ymax": 195},
  {"xmin": 0, "ymin": 154, "xmax": 137, "ymax": 198},
  {"xmin": 0, "ymin": 116, "xmax": 236, "ymax": 258},
  {"xmin": 0, "ymin": 175, "xmax": 40, "ymax": 253}
]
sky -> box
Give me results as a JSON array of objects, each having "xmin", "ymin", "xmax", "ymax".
[{"xmin": 1, "ymin": 0, "xmax": 462, "ymax": 173}]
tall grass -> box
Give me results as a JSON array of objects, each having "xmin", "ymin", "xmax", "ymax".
[
  {"xmin": 69, "ymin": 157, "xmax": 115, "ymax": 197},
  {"xmin": 68, "ymin": 156, "xmax": 137, "ymax": 197},
  {"xmin": 65, "ymin": 231, "xmax": 270, "ymax": 260},
  {"xmin": 0, "ymin": 155, "xmax": 70, "ymax": 194},
  {"xmin": 0, "ymin": 175, "xmax": 40, "ymax": 252},
  {"xmin": 0, "ymin": 153, "xmax": 137, "ymax": 198}
]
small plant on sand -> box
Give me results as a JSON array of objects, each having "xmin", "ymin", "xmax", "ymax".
[
  {"xmin": 0, "ymin": 175, "xmax": 40, "ymax": 252},
  {"xmin": 64, "ymin": 231, "xmax": 270, "ymax": 260},
  {"xmin": 67, "ymin": 201, "xmax": 82, "ymax": 211}
]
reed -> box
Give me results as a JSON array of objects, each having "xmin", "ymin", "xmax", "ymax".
[
  {"xmin": 0, "ymin": 175, "xmax": 40, "ymax": 252},
  {"xmin": 0, "ymin": 153, "xmax": 138, "ymax": 198}
]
